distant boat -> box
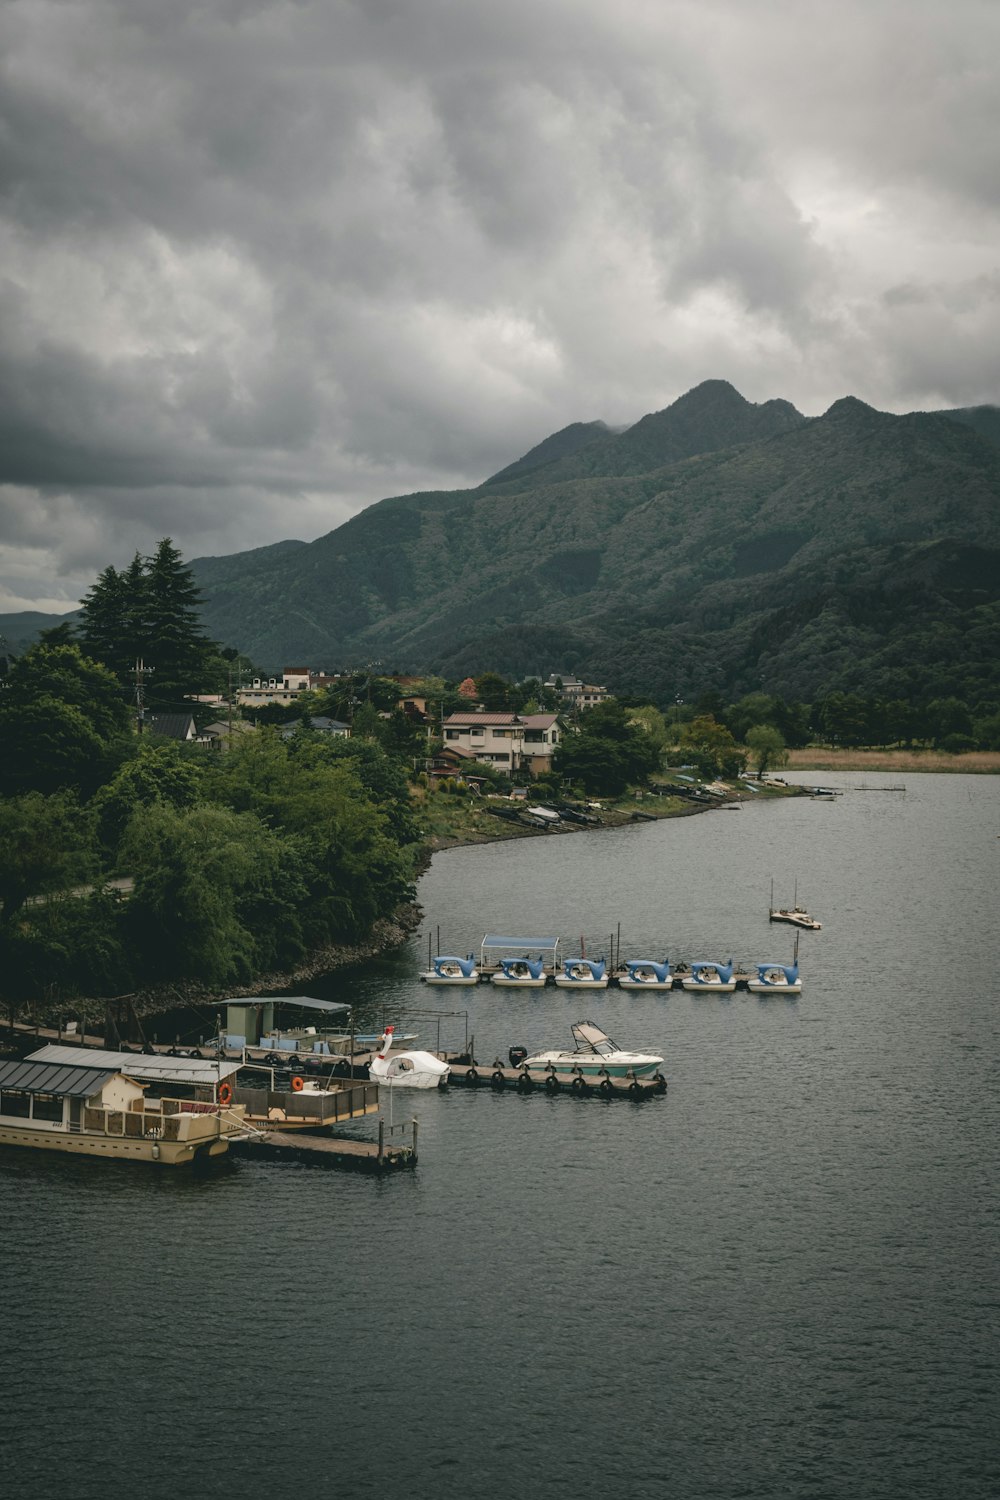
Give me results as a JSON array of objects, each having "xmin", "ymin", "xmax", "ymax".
[
  {"xmin": 681, "ymin": 960, "xmax": 736, "ymax": 992},
  {"xmin": 420, "ymin": 953, "xmax": 480, "ymax": 985},
  {"xmin": 769, "ymin": 879, "xmax": 822, "ymax": 930},
  {"xmin": 616, "ymin": 959, "xmax": 673, "ymax": 990},
  {"xmin": 554, "ymin": 957, "xmax": 608, "ymax": 988}
]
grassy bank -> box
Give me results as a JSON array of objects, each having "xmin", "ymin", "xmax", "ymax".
[
  {"xmin": 785, "ymin": 748, "xmax": 1000, "ymax": 774},
  {"xmin": 414, "ymin": 777, "xmax": 801, "ymax": 851}
]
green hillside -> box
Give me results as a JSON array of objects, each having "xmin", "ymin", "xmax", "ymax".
[{"xmin": 4, "ymin": 381, "xmax": 999, "ymax": 707}]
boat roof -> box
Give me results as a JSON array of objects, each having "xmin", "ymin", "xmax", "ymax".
[
  {"xmin": 481, "ymin": 934, "xmax": 560, "ymax": 951},
  {"xmin": 229, "ymin": 995, "xmax": 350, "ymax": 1015},
  {"xmin": 28, "ymin": 1045, "xmax": 241, "ymax": 1084},
  {"xmin": 0, "ymin": 1057, "xmax": 120, "ymax": 1098},
  {"xmin": 571, "ymin": 1021, "xmax": 614, "ymax": 1050}
]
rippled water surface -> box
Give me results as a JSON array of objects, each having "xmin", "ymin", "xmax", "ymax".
[{"xmin": 3, "ymin": 773, "xmax": 999, "ymax": 1500}]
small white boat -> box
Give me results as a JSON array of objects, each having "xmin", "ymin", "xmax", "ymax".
[
  {"xmin": 616, "ymin": 959, "xmax": 672, "ymax": 991},
  {"xmin": 554, "ymin": 957, "xmax": 608, "ymax": 988},
  {"xmin": 367, "ymin": 1028, "xmax": 450, "ymax": 1089},
  {"xmin": 491, "ymin": 957, "xmax": 548, "ymax": 988},
  {"xmin": 523, "ymin": 1021, "xmax": 663, "ymax": 1079},
  {"xmin": 420, "ymin": 953, "xmax": 480, "ymax": 985},
  {"xmin": 769, "ymin": 879, "xmax": 821, "ymax": 929},
  {"xmin": 681, "ymin": 959, "xmax": 737, "ymax": 992},
  {"xmin": 748, "ymin": 962, "xmax": 802, "ymax": 994}
]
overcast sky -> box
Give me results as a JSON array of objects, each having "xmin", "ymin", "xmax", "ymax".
[{"xmin": 2, "ymin": 0, "xmax": 999, "ymax": 613}]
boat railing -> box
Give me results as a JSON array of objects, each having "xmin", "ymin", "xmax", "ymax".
[
  {"xmin": 235, "ymin": 1083, "xmax": 379, "ymax": 1121},
  {"xmin": 82, "ymin": 1098, "xmax": 244, "ymax": 1141}
]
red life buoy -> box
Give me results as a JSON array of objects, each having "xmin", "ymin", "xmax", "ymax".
[
  {"xmin": 291, "ymin": 1075, "xmax": 305, "ymax": 1092},
  {"xmin": 218, "ymin": 1081, "xmax": 233, "ymax": 1107}
]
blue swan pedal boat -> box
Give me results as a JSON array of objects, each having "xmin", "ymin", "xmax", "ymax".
[
  {"xmin": 681, "ymin": 959, "xmax": 737, "ymax": 992},
  {"xmin": 554, "ymin": 957, "xmax": 608, "ymax": 988},
  {"xmin": 421, "ymin": 953, "xmax": 480, "ymax": 985},
  {"xmin": 617, "ymin": 959, "xmax": 672, "ymax": 991},
  {"xmin": 747, "ymin": 961, "xmax": 801, "ymax": 994},
  {"xmin": 491, "ymin": 956, "xmax": 548, "ymax": 988}
]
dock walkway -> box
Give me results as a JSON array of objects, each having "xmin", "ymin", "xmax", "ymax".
[{"xmin": 229, "ymin": 1119, "xmax": 417, "ymax": 1173}]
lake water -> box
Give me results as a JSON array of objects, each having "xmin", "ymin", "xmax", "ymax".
[{"xmin": 3, "ymin": 773, "xmax": 998, "ymax": 1499}]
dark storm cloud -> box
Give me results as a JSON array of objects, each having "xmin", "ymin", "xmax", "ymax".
[{"xmin": 1, "ymin": 0, "xmax": 998, "ymax": 610}]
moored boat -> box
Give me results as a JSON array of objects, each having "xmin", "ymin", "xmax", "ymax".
[
  {"xmin": 367, "ymin": 1027, "xmax": 450, "ymax": 1089},
  {"xmin": 420, "ymin": 953, "xmax": 480, "ymax": 985},
  {"xmin": 522, "ymin": 1021, "xmax": 663, "ymax": 1079},
  {"xmin": 681, "ymin": 959, "xmax": 737, "ymax": 992},
  {"xmin": 554, "ymin": 957, "xmax": 608, "ymax": 988},
  {"xmin": 747, "ymin": 962, "xmax": 802, "ymax": 994},
  {"xmin": 0, "ymin": 1057, "xmax": 245, "ymax": 1165},
  {"xmin": 616, "ymin": 959, "xmax": 672, "ymax": 990},
  {"xmin": 769, "ymin": 879, "xmax": 821, "ymax": 929},
  {"xmin": 491, "ymin": 957, "xmax": 548, "ymax": 987}
]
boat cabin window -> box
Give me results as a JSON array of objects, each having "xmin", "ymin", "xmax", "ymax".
[
  {"xmin": 31, "ymin": 1094, "xmax": 64, "ymax": 1122},
  {"xmin": 0, "ymin": 1090, "xmax": 31, "ymax": 1118}
]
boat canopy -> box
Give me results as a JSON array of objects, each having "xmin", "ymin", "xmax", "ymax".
[
  {"xmin": 28, "ymin": 1045, "xmax": 241, "ymax": 1085},
  {"xmin": 233, "ymin": 996, "xmax": 351, "ymax": 1016},
  {"xmin": 0, "ymin": 1057, "xmax": 119, "ymax": 1098},
  {"xmin": 481, "ymin": 934, "xmax": 560, "ymax": 952},
  {"xmin": 571, "ymin": 1021, "xmax": 617, "ymax": 1055}
]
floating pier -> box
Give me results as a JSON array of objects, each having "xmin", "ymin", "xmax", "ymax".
[
  {"xmin": 229, "ymin": 1118, "xmax": 418, "ymax": 1172},
  {"xmin": 444, "ymin": 1061, "xmax": 665, "ymax": 1099}
]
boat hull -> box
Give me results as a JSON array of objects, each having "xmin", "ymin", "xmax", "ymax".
[
  {"xmin": 553, "ymin": 976, "xmax": 608, "ymax": 989},
  {"xmin": 491, "ymin": 974, "xmax": 548, "ymax": 987},
  {"xmin": 681, "ymin": 978, "xmax": 737, "ymax": 992},
  {"xmin": 769, "ymin": 911, "xmax": 821, "ymax": 930},
  {"xmin": 0, "ymin": 1122, "xmax": 228, "ymax": 1164},
  {"xmin": 616, "ymin": 975, "xmax": 673, "ymax": 990},
  {"xmin": 748, "ymin": 980, "xmax": 802, "ymax": 994},
  {"xmin": 524, "ymin": 1053, "xmax": 662, "ymax": 1079},
  {"xmin": 420, "ymin": 972, "xmax": 480, "ymax": 985}
]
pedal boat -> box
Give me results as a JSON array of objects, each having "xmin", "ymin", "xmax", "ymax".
[
  {"xmin": 681, "ymin": 959, "xmax": 737, "ymax": 992},
  {"xmin": 491, "ymin": 957, "xmax": 548, "ymax": 988},
  {"xmin": 616, "ymin": 959, "xmax": 672, "ymax": 990},
  {"xmin": 747, "ymin": 962, "xmax": 802, "ymax": 994},
  {"xmin": 420, "ymin": 953, "xmax": 480, "ymax": 985},
  {"xmin": 553, "ymin": 957, "xmax": 608, "ymax": 988},
  {"xmin": 367, "ymin": 1028, "xmax": 450, "ymax": 1089}
]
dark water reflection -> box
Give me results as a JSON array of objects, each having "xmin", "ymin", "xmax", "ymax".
[{"xmin": 2, "ymin": 773, "xmax": 998, "ymax": 1499}]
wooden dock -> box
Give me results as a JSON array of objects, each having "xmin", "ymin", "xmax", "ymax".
[
  {"xmin": 229, "ymin": 1118, "xmax": 418, "ymax": 1173},
  {"xmin": 445, "ymin": 1062, "xmax": 666, "ymax": 1098}
]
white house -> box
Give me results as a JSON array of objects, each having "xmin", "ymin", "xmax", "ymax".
[
  {"xmin": 543, "ymin": 675, "xmax": 610, "ymax": 710},
  {"xmin": 441, "ymin": 711, "xmax": 561, "ymax": 776}
]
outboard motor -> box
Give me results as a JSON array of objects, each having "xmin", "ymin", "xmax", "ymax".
[{"xmin": 508, "ymin": 1045, "xmax": 528, "ymax": 1069}]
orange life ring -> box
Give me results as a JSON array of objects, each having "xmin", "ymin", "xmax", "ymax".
[
  {"xmin": 218, "ymin": 1081, "xmax": 233, "ymax": 1107},
  {"xmin": 291, "ymin": 1075, "xmax": 305, "ymax": 1092}
]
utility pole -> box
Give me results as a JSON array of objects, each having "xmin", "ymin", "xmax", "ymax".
[{"xmin": 134, "ymin": 658, "xmax": 153, "ymax": 735}]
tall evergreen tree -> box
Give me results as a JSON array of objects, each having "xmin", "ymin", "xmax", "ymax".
[
  {"xmin": 78, "ymin": 562, "xmax": 135, "ymax": 681},
  {"xmin": 143, "ymin": 538, "xmax": 215, "ymax": 706}
]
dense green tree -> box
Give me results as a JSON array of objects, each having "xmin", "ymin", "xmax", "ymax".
[
  {"xmin": 680, "ymin": 716, "xmax": 747, "ymax": 780},
  {"xmin": 0, "ymin": 644, "xmax": 132, "ymax": 795},
  {"xmin": 92, "ymin": 741, "xmax": 205, "ymax": 855},
  {"xmin": 552, "ymin": 735, "xmax": 635, "ymax": 796},
  {"xmin": 474, "ymin": 672, "xmax": 512, "ymax": 710},
  {"xmin": 0, "ymin": 791, "xmax": 98, "ymax": 924},
  {"xmin": 745, "ymin": 724, "xmax": 789, "ymax": 780},
  {"xmin": 121, "ymin": 803, "xmax": 309, "ymax": 985}
]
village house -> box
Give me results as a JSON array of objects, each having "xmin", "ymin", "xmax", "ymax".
[
  {"xmin": 440, "ymin": 710, "xmax": 561, "ymax": 777},
  {"xmin": 543, "ymin": 675, "xmax": 610, "ymax": 710}
]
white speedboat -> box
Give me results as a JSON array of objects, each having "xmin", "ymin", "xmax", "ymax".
[
  {"xmin": 491, "ymin": 957, "xmax": 548, "ymax": 988},
  {"xmin": 367, "ymin": 1028, "xmax": 450, "ymax": 1089},
  {"xmin": 681, "ymin": 959, "xmax": 737, "ymax": 992},
  {"xmin": 616, "ymin": 959, "xmax": 673, "ymax": 990},
  {"xmin": 747, "ymin": 961, "xmax": 802, "ymax": 994},
  {"xmin": 523, "ymin": 1021, "xmax": 663, "ymax": 1079},
  {"xmin": 420, "ymin": 953, "xmax": 480, "ymax": 985},
  {"xmin": 554, "ymin": 957, "xmax": 608, "ymax": 988}
]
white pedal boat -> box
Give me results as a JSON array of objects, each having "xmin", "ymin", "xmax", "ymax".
[
  {"xmin": 367, "ymin": 1027, "xmax": 450, "ymax": 1089},
  {"xmin": 617, "ymin": 959, "xmax": 673, "ymax": 990},
  {"xmin": 553, "ymin": 958, "xmax": 608, "ymax": 988},
  {"xmin": 681, "ymin": 959, "xmax": 737, "ymax": 992}
]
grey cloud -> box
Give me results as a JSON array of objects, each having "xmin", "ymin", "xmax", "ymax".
[{"xmin": 1, "ymin": 0, "xmax": 998, "ymax": 610}]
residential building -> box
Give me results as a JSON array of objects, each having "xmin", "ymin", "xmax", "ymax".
[
  {"xmin": 278, "ymin": 716, "xmax": 350, "ymax": 739},
  {"xmin": 543, "ymin": 675, "xmax": 610, "ymax": 710},
  {"xmin": 441, "ymin": 710, "xmax": 561, "ymax": 776}
]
